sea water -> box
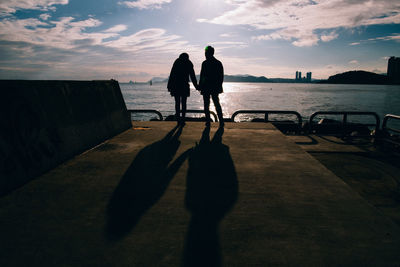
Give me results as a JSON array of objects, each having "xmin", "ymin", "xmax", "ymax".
[{"xmin": 120, "ymin": 82, "xmax": 400, "ymax": 127}]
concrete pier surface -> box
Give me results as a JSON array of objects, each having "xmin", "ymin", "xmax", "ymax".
[{"xmin": 1, "ymin": 122, "xmax": 400, "ymax": 266}]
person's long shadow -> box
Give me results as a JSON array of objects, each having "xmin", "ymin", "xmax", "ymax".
[
  {"xmin": 183, "ymin": 126, "xmax": 238, "ymax": 267},
  {"xmin": 106, "ymin": 125, "xmax": 190, "ymax": 241}
]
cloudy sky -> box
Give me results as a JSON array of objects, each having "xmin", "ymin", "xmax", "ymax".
[{"xmin": 0, "ymin": 0, "xmax": 399, "ymax": 81}]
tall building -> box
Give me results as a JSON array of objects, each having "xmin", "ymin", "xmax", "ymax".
[
  {"xmin": 387, "ymin": 56, "xmax": 400, "ymax": 83},
  {"xmin": 296, "ymin": 70, "xmax": 312, "ymax": 82},
  {"xmin": 306, "ymin": 72, "xmax": 312, "ymax": 82}
]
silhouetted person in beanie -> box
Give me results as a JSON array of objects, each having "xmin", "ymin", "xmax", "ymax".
[
  {"xmin": 168, "ymin": 53, "xmax": 199, "ymax": 125},
  {"xmin": 199, "ymin": 46, "xmax": 224, "ymax": 127}
]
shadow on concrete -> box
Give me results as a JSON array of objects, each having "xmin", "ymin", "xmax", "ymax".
[
  {"xmin": 295, "ymin": 135, "xmax": 318, "ymax": 145},
  {"xmin": 311, "ymin": 151, "xmax": 400, "ymax": 225},
  {"xmin": 183, "ymin": 126, "xmax": 238, "ymax": 267},
  {"xmin": 317, "ymin": 134, "xmax": 374, "ymax": 146},
  {"xmin": 106, "ymin": 125, "xmax": 190, "ymax": 241}
]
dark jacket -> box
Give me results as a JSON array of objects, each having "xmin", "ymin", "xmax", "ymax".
[
  {"xmin": 199, "ymin": 57, "xmax": 224, "ymax": 95},
  {"xmin": 167, "ymin": 57, "xmax": 197, "ymax": 97}
]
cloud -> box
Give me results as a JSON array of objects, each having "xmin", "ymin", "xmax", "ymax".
[
  {"xmin": 292, "ymin": 35, "xmax": 320, "ymax": 47},
  {"xmin": 200, "ymin": 0, "xmax": 400, "ymax": 47},
  {"xmin": 207, "ymin": 41, "xmax": 248, "ymax": 49},
  {"xmin": 349, "ymin": 60, "xmax": 359, "ymax": 64},
  {"xmin": 39, "ymin": 13, "xmax": 51, "ymax": 20},
  {"xmin": 104, "ymin": 24, "xmax": 128, "ymax": 33},
  {"xmin": 321, "ymin": 32, "xmax": 339, "ymax": 42},
  {"xmin": 118, "ymin": 0, "xmax": 172, "ymax": 9},
  {"xmin": 220, "ymin": 32, "xmax": 237, "ymax": 38},
  {"xmin": 369, "ymin": 34, "xmax": 400, "ymax": 42},
  {"xmin": 349, "ymin": 33, "xmax": 400, "ymax": 45},
  {"xmin": 253, "ymin": 28, "xmax": 321, "ymax": 47},
  {"xmin": 0, "ymin": 17, "xmax": 190, "ymax": 54},
  {"xmin": 0, "ymin": 0, "xmax": 68, "ymax": 15},
  {"xmin": 0, "ymin": 16, "xmax": 109, "ymax": 50},
  {"xmin": 103, "ymin": 28, "xmax": 197, "ymax": 55},
  {"xmin": 0, "ymin": 14, "xmax": 201, "ymax": 81}
]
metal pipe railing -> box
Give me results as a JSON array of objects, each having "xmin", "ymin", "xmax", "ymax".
[
  {"xmin": 231, "ymin": 110, "xmax": 302, "ymax": 124},
  {"xmin": 128, "ymin": 109, "xmax": 389, "ymax": 136},
  {"xmin": 128, "ymin": 109, "xmax": 218, "ymax": 122},
  {"xmin": 309, "ymin": 111, "xmax": 380, "ymax": 133},
  {"xmin": 184, "ymin": 110, "xmax": 218, "ymax": 122},
  {"xmin": 382, "ymin": 114, "xmax": 400, "ymax": 134},
  {"xmin": 231, "ymin": 110, "xmax": 302, "ymax": 123},
  {"xmin": 128, "ymin": 109, "xmax": 163, "ymax": 121}
]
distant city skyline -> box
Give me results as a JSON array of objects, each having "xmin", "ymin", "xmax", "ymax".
[
  {"xmin": 0, "ymin": 0, "xmax": 399, "ymax": 82},
  {"xmin": 295, "ymin": 71, "xmax": 312, "ymax": 81}
]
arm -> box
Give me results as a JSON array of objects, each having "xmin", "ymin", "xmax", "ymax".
[
  {"xmin": 199, "ymin": 62, "xmax": 205, "ymax": 90},
  {"xmin": 189, "ymin": 67, "xmax": 199, "ymax": 90},
  {"xmin": 221, "ymin": 62, "xmax": 224, "ymax": 83},
  {"xmin": 167, "ymin": 61, "xmax": 176, "ymax": 91},
  {"xmin": 218, "ymin": 61, "xmax": 224, "ymax": 86}
]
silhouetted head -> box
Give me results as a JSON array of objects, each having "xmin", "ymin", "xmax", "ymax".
[
  {"xmin": 179, "ymin": 53, "xmax": 189, "ymax": 60},
  {"xmin": 205, "ymin": 46, "xmax": 214, "ymax": 59}
]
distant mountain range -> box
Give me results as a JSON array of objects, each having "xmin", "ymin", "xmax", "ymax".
[
  {"xmin": 321, "ymin": 71, "xmax": 390, "ymax": 85},
  {"xmin": 223, "ymin": 75, "xmax": 270, "ymax": 82},
  {"xmin": 151, "ymin": 77, "xmax": 168, "ymax": 83},
  {"xmin": 127, "ymin": 71, "xmax": 395, "ymax": 85},
  {"xmin": 145, "ymin": 74, "xmax": 272, "ymax": 83}
]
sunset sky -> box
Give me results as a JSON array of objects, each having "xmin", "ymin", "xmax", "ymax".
[{"xmin": 0, "ymin": 0, "xmax": 399, "ymax": 81}]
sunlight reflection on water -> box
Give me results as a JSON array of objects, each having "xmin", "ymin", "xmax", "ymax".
[{"xmin": 121, "ymin": 82, "xmax": 400, "ymax": 125}]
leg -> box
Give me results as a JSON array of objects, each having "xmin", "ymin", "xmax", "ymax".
[
  {"xmin": 181, "ymin": 96, "xmax": 187, "ymax": 126},
  {"xmin": 181, "ymin": 96, "xmax": 187, "ymax": 122},
  {"xmin": 203, "ymin": 94, "xmax": 211, "ymax": 125},
  {"xmin": 174, "ymin": 95, "xmax": 181, "ymax": 122},
  {"xmin": 211, "ymin": 94, "xmax": 224, "ymax": 126}
]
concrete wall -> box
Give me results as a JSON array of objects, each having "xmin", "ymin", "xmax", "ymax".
[{"xmin": 0, "ymin": 80, "xmax": 131, "ymax": 196}]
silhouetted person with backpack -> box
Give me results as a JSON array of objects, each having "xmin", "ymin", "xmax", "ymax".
[
  {"xmin": 198, "ymin": 46, "xmax": 224, "ymax": 127},
  {"xmin": 168, "ymin": 53, "xmax": 199, "ymax": 126}
]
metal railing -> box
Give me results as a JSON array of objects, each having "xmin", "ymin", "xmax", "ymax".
[
  {"xmin": 231, "ymin": 110, "xmax": 303, "ymax": 133},
  {"xmin": 128, "ymin": 109, "xmax": 391, "ymax": 135},
  {"xmin": 128, "ymin": 109, "xmax": 163, "ymax": 121},
  {"xmin": 128, "ymin": 109, "xmax": 218, "ymax": 122},
  {"xmin": 185, "ymin": 110, "xmax": 218, "ymax": 122},
  {"xmin": 382, "ymin": 114, "xmax": 400, "ymax": 134},
  {"xmin": 382, "ymin": 114, "xmax": 400, "ymax": 147},
  {"xmin": 309, "ymin": 111, "xmax": 380, "ymax": 135},
  {"xmin": 231, "ymin": 110, "xmax": 302, "ymax": 124}
]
